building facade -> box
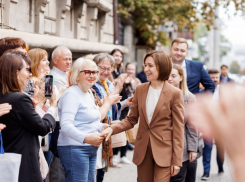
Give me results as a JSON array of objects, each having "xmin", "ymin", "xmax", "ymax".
[{"xmin": 0, "ymin": 0, "xmax": 128, "ymax": 58}]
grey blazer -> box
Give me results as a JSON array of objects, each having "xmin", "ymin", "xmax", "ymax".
[{"xmin": 183, "ymin": 93, "xmax": 198, "ymax": 162}]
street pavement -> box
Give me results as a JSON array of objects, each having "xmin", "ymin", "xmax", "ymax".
[{"xmin": 103, "ymin": 144, "xmax": 234, "ymax": 182}]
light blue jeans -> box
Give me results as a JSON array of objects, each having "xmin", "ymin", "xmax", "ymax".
[{"xmin": 58, "ymin": 145, "xmax": 98, "ymax": 182}]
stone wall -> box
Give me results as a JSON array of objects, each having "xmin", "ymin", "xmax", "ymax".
[{"xmin": 0, "ymin": 0, "xmax": 128, "ymax": 56}]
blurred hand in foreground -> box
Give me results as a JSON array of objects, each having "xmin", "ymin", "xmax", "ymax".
[{"xmin": 188, "ymin": 84, "xmax": 245, "ymax": 182}]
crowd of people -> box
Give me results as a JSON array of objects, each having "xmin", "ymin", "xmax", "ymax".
[{"xmin": 0, "ymin": 36, "xmax": 244, "ymax": 182}]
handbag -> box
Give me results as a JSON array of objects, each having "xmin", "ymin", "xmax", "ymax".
[
  {"xmin": 0, "ymin": 132, "xmax": 22, "ymax": 182},
  {"xmin": 125, "ymin": 110, "xmax": 139, "ymax": 145},
  {"xmin": 125, "ymin": 122, "xmax": 139, "ymax": 145},
  {"xmin": 38, "ymin": 136, "xmax": 49, "ymax": 180},
  {"xmin": 111, "ymin": 120, "xmax": 127, "ymax": 148}
]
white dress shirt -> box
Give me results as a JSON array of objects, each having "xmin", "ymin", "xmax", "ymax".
[
  {"xmin": 181, "ymin": 60, "xmax": 187, "ymax": 77},
  {"xmin": 49, "ymin": 66, "xmax": 68, "ymax": 90},
  {"xmin": 171, "ymin": 59, "xmax": 187, "ymax": 77},
  {"xmin": 212, "ymin": 84, "xmax": 220, "ymax": 101}
]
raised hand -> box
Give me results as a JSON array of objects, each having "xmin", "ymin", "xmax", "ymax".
[
  {"xmin": 127, "ymin": 96, "xmax": 133, "ymax": 107},
  {"xmin": 188, "ymin": 84, "xmax": 245, "ymax": 182},
  {"xmin": 0, "ymin": 103, "xmax": 12, "ymax": 117},
  {"xmin": 112, "ymin": 73, "xmax": 128, "ymax": 94},
  {"xmin": 33, "ymin": 85, "xmax": 46, "ymax": 107},
  {"xmin": 49, "ymin": 87, "xmax": 58, "ymax": 107},
  {"xmin": 32, "ymin": 69, "xmax": 45, "ymax": 89},
  {"xmin": 103, "ymin": 93, "xmax": 122, "ymax": 106},
  {"xmin": 124, "ymin": 75, "xmax": 134, "ymax": 84}
]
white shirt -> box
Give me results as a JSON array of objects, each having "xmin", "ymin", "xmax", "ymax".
[
  {"xmin": 181, "ymin": 60, "xmax": 187, "ymax": 77},
  {"xmin": 212, "ymin": 84, "xmax": 220, "ymax": 101},
  {"xmin": 49, "ymin": 66, "xmax": 68, "ymax": 90},
  {"xmin": 171, "ymin": 59, "xmax": 187, "ymax": 77},
  {"xmin": 146, "ymin": 86, "xmax": 162, "ymax": 124}
]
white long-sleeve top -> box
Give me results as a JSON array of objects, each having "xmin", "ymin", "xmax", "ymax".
[{"xmin": 146, "ymin": 85, "xmax": 162, "ymax": 124}]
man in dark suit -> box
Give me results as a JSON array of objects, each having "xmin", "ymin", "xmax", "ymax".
[
  {"xmin": 170, "ymin": 38, "xmax": 215, "ymax": 182},
  {"xmin": 220, "ymin": 64, "xmax": 234, "ymax": 83}
]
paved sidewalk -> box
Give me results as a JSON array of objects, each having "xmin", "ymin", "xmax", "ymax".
[{"xmin": 104, "ymin": 145, "xmax": 234, "ymax": 182}]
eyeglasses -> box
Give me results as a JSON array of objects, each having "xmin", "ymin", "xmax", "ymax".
[
  {"xmin": 98, "ymin": 65, "xmax": 113, "ymax": 72},
  {"xmin": 80, "ymin": 70, "xmax": 99, "ymax": 76}
]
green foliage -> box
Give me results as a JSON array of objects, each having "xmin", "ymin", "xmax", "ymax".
[
  {"xmin": 118, "ymin": 0, "xmax": 245, "ymax": 46},
  {"xmin": 230, "ymin": 60, "xmax": 240, "ymax": 74}
]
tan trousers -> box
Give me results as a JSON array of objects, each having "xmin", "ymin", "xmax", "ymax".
[{"xmin": 137, "ymin": 141, "xmax": 171, "ymax": 182}]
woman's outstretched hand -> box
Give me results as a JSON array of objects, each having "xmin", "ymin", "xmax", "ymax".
[{"xmin": 101, "ymin": 124, "xmax": 113, "ymax": 141}]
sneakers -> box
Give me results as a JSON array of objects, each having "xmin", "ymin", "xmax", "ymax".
[
  {"xmin": 201, "ymin": 173, "xmax": 209, "ymax": 181},
  {"xmin": 120, "ymin": 156, "xmax": 131, "ymax": 164},
  {"xmin": 110, "ymin": 156, "xmax": 122, "ymax": 168}
]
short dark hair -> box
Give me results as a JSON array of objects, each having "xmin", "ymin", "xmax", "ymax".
[
  {"xmin": 208, "ymin": 69, "xmax": 220, "ymax": 74},
  {"xmin": 125, "ymin": 62, "xmax": 136, "ymax": 70},
  {"xmin": 0, "ymin": 50, "xmax": 31, "ymax": 95},
  {"xmin": 220, "ymin": 64, "xmax": 228, "ymax": 69},
  {"xmin": 110, "ymin": 49, "xmax": 123, "ymax": 56},
  {"xmin": 171, "ymin": 38, "xmax": 189, "ymax": 48},
  {"xmin": 0, "ymin": 37, "xmax": 26, "ymax": 56},
  {"xmin": 143, "ymin": 50, "xmax": 172, "ymax": 81}
]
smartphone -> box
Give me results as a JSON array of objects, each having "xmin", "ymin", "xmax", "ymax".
[{"xmin": 44, "ymin": 75, "xmax": 54, "ymax": 98}]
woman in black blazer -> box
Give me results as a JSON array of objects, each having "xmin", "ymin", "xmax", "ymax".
[{"xmin": 0, "ymin": 50, "xmax": 56, "ymax": 182}]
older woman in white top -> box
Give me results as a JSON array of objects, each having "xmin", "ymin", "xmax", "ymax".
[{"xmin": 57, "ymin": 58, "xmax": 120, "ymax": 182}]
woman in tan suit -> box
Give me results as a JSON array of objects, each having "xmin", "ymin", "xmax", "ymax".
[{"xmin": 105, "ymin": 50, "xmax": 185, "ymax": 182}]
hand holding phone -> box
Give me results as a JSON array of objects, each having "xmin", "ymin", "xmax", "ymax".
[{"xmin": 44, "ymin": 75, "xmax": 54, "ymax": 98}]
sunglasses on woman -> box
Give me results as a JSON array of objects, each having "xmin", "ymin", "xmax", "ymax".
[{"xmin": 80, "ymin": 70, "xmax": 99, "ymax": 76}]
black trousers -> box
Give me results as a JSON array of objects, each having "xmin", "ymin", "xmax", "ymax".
[
  {"xmin": 186, "ymin": 158, "xmax": 197, "ymax": 182},
  {"xmin": 96, "ymin": 168, "xmax": 105, "ymax": 182},
  {"xmin": 113, "ymin": 144, "xmax": 128, "ymax": 158},
  {"xmin": 170, "ymin": 160, "xmax": 189, "ymax": 182},
  {"xmin": 170, "ymin": 159, "xmax": 197, "ymax": 182}
]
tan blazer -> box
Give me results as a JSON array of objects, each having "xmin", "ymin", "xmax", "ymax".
[{"xmin": 111, "ymin": 81, "xmax": 185, "ymax": 167}]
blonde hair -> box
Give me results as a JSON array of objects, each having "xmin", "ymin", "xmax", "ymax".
[
  {"xmin": 70, "ymin": 57, "xmax": 98, "ymax": 85},
  {"xmin": 172, "ymin": 64, "xmax": 191, "ymax": 96},
  {"xmin": 28, "ymin": 48, "xmax": 48, "ymax": 77}
]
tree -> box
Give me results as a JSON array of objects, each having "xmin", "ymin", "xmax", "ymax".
[
  {"xmin": 230, "ymin": 60, "xmax": 240, "ymax": 74},
  {"xmin": 118, "ymin": 0, "xmax": 245, "ymax": 47}
]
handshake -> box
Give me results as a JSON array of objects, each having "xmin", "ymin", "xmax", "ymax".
[{"xmin": 83, "ymin": 124, "xmax": 113, "ymax": 147}]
